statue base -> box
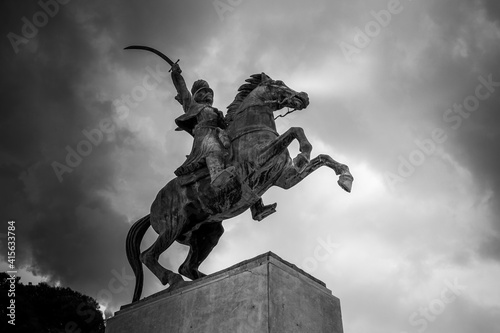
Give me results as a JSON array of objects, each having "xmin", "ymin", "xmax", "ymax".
[{"xmin": 106, "ymin": 252, "xmax": 343, "ymax": 333}]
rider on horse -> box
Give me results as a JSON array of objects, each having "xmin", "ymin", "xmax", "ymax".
[
  {"xmin": 170, "ymin": 63, "xmax": 277, "ymax": 220},
  {"xmin": 171, "ymin": 70, "xmax": 232, "ymax": 187}
]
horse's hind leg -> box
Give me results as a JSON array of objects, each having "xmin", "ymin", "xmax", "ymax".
[
  {"xmin": 178, "ymin": 222, "xmax": 224, "ymax": 280},
  {"xmin": 140, "ymin": 230, "xmax": 184, "ymax": 287}
]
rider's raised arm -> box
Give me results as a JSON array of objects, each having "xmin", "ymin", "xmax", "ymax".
[{"xmin": 171, "ymin": 63, "xmax": 192, "ymax": 113}]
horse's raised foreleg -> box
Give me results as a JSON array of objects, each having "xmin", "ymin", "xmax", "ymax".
[
  {"xmin": 275, "ymin": 154, "xmax": 353, "ymax": 192},
  {"xmin": 258, "ymin": 127, "xmax": 312, "ymax": 172},
  {"xmin": 178, "ymin": 222, "xmax": 224, "ymax": 280}
]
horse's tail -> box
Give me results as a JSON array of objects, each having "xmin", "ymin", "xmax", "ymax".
[{"xmin": 126, "ymin": 214, "xmax": 151, "ymax": 303}]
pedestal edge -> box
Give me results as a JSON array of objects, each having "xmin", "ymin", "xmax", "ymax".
[{"xmin": 118, "ymin": 251, "xmax": 328, "ymax": 313}]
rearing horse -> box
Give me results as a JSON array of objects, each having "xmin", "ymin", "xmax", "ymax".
[{"xmin": 126, "ymin": 73, "xmax": 353, "ymax": 302}]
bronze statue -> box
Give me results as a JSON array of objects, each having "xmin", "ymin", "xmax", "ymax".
[{"xmin": 124, "ymin": 46, "xmax": 354, "ymax": 303}]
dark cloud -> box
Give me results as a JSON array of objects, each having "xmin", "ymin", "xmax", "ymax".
[
  {"xmin": 481, "ymin": 0, "xmax": 500, "ymax": 23},
  {"xmin": 419, "ymin": 0, "xmax": 500, "ymax": 261},
  {"xmin": 0, "ymin": 0, "xmax": 148, "ymax": 308}
]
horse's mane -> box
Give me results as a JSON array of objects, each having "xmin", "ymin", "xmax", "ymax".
[{"xmin": 226, "ymin": 73, "xmax": 270, "ymax": 122}]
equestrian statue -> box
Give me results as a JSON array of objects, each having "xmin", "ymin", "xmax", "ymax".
[{"xmin": 124, "ymin": 46, "xmax": 354, "ymax": 303}]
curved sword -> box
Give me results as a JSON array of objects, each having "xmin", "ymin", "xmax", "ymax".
[{"xmin": 124, "ymin": 45, "xmax": 179, "ymax": 72}]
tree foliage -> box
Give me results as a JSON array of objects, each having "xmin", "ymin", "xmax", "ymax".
[{"xmin": 1, "ymin": 272, "xmax": 105, "ymax": 332}]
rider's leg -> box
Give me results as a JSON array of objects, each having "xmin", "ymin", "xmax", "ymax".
[{"xmin": 206, "ymin": 151, "xmax": 235, "ymax": 187}]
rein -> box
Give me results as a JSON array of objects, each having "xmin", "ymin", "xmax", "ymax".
[{"xmin": 274, "ymin": 107, "xmax": 297, "ymax": 120}]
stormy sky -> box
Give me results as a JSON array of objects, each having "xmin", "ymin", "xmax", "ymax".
[{"xmin": 1, "ymin": 0, "xmax": 499, "ymax": 331}]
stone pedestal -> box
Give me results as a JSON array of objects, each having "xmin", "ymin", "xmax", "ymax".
[{"xmin": 106, "ymin": 252, "xmax": 343, "ymax": 333}]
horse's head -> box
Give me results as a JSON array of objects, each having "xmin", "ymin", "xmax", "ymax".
[
  {"xmin": 226, "ymin": 73, "xmax": 309, "ymax": 122},
  {"xmin": 256, "ymin": 73, "xmax": 309, "ymax": 111}
]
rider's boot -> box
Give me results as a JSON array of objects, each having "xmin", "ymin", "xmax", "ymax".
[{"xmin": 251, "ymin": 199, "xmax": 277, "ymax": 221}]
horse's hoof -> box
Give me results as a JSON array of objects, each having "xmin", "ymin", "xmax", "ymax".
[
  {"xmin": 165, "ymin": 273, "xmax": 189, "ymax": 291},
  {"xmin": 338, "ymin": 174, "xmax": 353, "ymax": 193},
  {"xmin": 179, "ymin": 264, "xmax": 207, "ymax": 280},
  {"xmin": 160, "ymin": 272, "xmax": 183, "ymax": 286},
  {"xmin": 166, "ymin": 280, "xmax": 190, "ymax": 293}
]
